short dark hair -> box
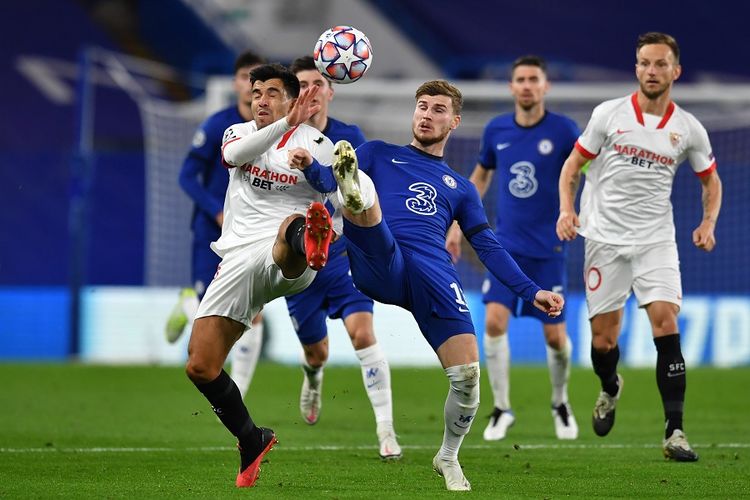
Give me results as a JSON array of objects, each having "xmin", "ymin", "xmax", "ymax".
[
  {"xmin": 250, "ymin": 63, "xmax": 301, "ymax": 98},
  {"xmin": 511, "ymin": 55, "xmax": 547, "ymax": 79},
  {"xmin": 234, "ymin": 50, "xmax": 266, "ymax": 73},
  {"xmin": 415, "ymin": 80, "xmax": 463, "ymax": 115},
  {"xmin": 636, "ymin": 32, "xmax": 680, "ymax": 63},
  {"xmin": 289, "ymin": 55, "xmax": 317, "ymax": 75}
]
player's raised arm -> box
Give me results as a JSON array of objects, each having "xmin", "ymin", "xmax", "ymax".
[
  {"xmin": 556, "ymin": 148, "xmax": 589, "ymax": 241},
  {"xmin": 692, "ymin": 169, "xmax": 722, "ymax": 251}
]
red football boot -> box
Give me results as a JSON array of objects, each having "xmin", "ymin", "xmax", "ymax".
[
  {"xmin": 304, "ymin": 202, "xmax": 334, "ymax": 270},
  {"xmin": 235, "ymin": 427, "xmax": 278, "ymax": 488}
]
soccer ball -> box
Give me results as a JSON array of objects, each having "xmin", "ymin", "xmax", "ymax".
[{"xmin": 313, "ymin": 25, "xmax": 373, "ymax": 84}]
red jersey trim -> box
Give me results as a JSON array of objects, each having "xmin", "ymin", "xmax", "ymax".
[
  {"xmin": 276, "ymin": 125, "xmax": 299, "ymax": 150},
  {"xmin": 575, "ymin": 140, "xmax": 597, "ymax": 159},
  {"xmin": 221, "ymin": 137, "xmax": 243, "ymax": 169},
  {"xmin": 657, "ymin": 101, "xmax": 675, "ymax": 129},
  {"xmin": 631, "ymin": 92, "xmax": 675, "ymax": 129},
  {"xmin": 695, "ymin": 161, "xmax": 717, "ymax": 178}
]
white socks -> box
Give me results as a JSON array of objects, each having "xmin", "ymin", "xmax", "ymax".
[
  {"xmin": 355, "ymin": 343, "xmax": 394, "ymax": 431},
  {"xmin": 484, "ymin": 332, "xmax": 511, "ymax": 410},
  {"xmin": 230, "ymin": 323, "xmax": 263, "ymax": 399},
  {"xmin": 337, "ymin": 169, "xmax": 377, "ymax": 211},
  {"xmin": 546, "ymin": 334, "xmax": 572, "ymax": 407},
  {"xmin": 302, "ymin": 359, "xmax": 324, "ymax": 388},
  {"xmin": 438, "ymin": 362, "xmax": 480, "ymax": 461}
]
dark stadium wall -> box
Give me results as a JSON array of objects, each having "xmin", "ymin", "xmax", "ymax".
[{"xmin": 368, "ymin": 0, "xmax": 750, "ymax": 82}]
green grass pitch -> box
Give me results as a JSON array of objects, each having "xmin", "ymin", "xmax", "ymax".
[{"xmin": 1, "ymin": 363, "xmax": 748, "ymax": 498}]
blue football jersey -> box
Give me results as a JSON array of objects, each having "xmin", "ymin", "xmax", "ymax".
[
  {"xmin": 323, "ymin": 117, "xmax": 366, "ymax": 148},
  {"xmin": 357, "ymin": 141, "xmax": 489, "ymax": 263},
  {"xmin": 179, "ymin": 106, "xmax": 244, "ymax": 240},
  {"xmin": 478, "ymin": 111, "xmax": 579, "ymax": 258}
]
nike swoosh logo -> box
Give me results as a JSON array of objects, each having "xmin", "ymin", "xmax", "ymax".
[
  {"xmin": 496, "ymin": 142, "xmax": 511, "ymax": 150},
  {"xmin": 366, "ymin": 381, "xmax": 379, "ymax": 388},
  {"xmin": 391, "ymin": 158, "xmax": 408, "ymax": 164},
  {"xmin": 667, "ymin": 372, "xmax": 686, "ymax": 378},
  {"xmin": 616, "ymin": 129, "xmax": 631, "ymax": 134},
  {"xmin": 458, "ymin": 307, "xmax": 469, "ymax": 313}
]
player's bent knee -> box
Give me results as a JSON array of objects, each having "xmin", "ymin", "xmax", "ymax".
[
  {"xmin": 185, "ymin": 356, "xmax": 222, "ymax": 384},
  {"xmin": 447, "ymin": 362, "xmax": 480, "ymax": 403}
]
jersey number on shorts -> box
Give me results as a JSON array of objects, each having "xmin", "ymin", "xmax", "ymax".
[
  {"xmin": 450, "ymin": 282, "xmax": 470, "ymax": 313},
  {"xmin": 405, "ymin": 182, "xmax": 437, "ymax": 216},
  {"xmin": 508, "ymin": 161, "xmax": 538, "ymax": 198}
]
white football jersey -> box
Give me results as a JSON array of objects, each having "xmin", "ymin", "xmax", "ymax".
[
  {"xmin": 576, "ymin": 93, "xmax": 716, "ymax": 245},
  {"xmin": 213, "ymin": 121, "xmax": 334, "ymax": 256}
]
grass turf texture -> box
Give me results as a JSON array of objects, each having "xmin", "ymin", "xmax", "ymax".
[{"xmin": 0, "ymin": 363, "xmax": 747, "ymax": 498}]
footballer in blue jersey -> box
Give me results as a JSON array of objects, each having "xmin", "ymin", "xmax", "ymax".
[
  {"xmin": 284, "ymin": 56, "xmax": 401, "ymax": 460},
  {"xmin": 165, "ymin": 52, "xmax": 266, "ymax": 404},
  {"xmin": 446, "ymin": 56, "xmax": 580, "ymax": 442},
  {"xmin": 297, "ymin": 80, "xmax": 563, "ymax": 491}
]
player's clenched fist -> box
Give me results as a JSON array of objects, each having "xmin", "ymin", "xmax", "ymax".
[
  {"xmin": 533, "ymin": 290, "xmax": 565, "ymax": 317},
  {"xmin": 556, "ymin": 210, "xmax": 580, "ymax": 241},
  {"xmin": 288, "ymin": 148, "xmax": 313, "ymax": 170}
]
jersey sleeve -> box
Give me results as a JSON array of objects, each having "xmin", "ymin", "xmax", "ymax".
[
  {"xmin": 178, "ymin": 117, "xmax": 225, "ymax": 218},
  {"xmin": 686, "ymin": 115, "xmax": 717, "ymax": 177},
  {"xmin": 455, "ymin": 181, "xmax": 491, "ymax": 236},
  {"xmin": 575, "ymin": 103, "xmax": 609, "ymax": 159},
  {"xmin": 467, "ymin": 228, "xmax": 541, "ymax": 304},
  {"xmin": 353, "ymin": 141, "xmax": 377, "ymax": 174},
  {"xmin": 477, "ymin": 121, "xmax": 497, "ymax": 169}
]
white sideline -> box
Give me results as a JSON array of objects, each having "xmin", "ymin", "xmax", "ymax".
[{"xmin": 1, "ymin": 443, "xmax": 748, "ymax": 453}]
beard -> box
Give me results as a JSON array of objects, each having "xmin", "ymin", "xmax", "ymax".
[
  {"xmin": 412, "ymin": 126, "xmax": 450, "ymax": 147},
  {"xmin": 640, "ymin": 82, "xmax": 669, "ymax": 100}
]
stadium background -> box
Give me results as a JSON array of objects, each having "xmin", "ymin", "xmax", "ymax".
[{"xmin": 1, "ymin": 0, "xmax": 748, "ymax": 367}]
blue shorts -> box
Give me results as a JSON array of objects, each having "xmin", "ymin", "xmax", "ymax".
[
  {"xmin": 285, "ymin": 238, "xmax": 373, "ymax": 345},
  {"xmin": 343, "ymin": 218, "xmax": 475, "ymax": 351},
  {"xmin": 482, "ymin": 252, "xmax": 567, "ymax": 324}
]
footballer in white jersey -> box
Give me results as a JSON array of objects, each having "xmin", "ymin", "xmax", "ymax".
[
  {"xmin": 185, "ymin": 64, "xmax": 337, "ymax": 490},
  {"xmin": 215, "ymin": 120, "xmax": 335, "ymax": 255},
  {"xmin": 556, "ymin": 33, "xmax": 722, "ymax": 464},
  {"xmin": 574, "ymin": 92, "xmax": 716, "ymax": 245}
]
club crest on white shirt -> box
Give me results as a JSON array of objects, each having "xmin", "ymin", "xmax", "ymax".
[
  {"xmin": 669, "ymin": 132, "xmax": 682, "ymax": 147},
  {"xmin": 538, "ymin": 139, "xmax": 553, "ymax": 155}
]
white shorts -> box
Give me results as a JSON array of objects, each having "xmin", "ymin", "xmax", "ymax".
[
  {"xmin": 584, "ymin": 239, "xmax": 682, "ymax": 318},
  {"xmin": 196, "ymin": 236, "xmax": 317, "ymax": 328}
]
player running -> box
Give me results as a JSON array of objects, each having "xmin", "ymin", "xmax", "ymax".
[
  {"xmin": 446, "ymin": 55, "xmax": 580, "ymax": 441},
  {"xmin": 556, "ymin": 32, "xmax": 722, "ymax": 462}
]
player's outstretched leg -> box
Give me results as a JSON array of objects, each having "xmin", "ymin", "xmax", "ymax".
[
  {"xmin": 305, "ymin": 201, "xmax": 334, "ymax": 270},
  {"xmin": 332, "ymin": 140, "xmax": 365, "ymax": 214},
  {"xmin": 236, "ymin": 427, "xmax": 278, "ymax": 487},
  {"xmin": 592, "ymin": 373, "xmax": 623, "ymax": 436},
  {"xmin": 300, "ymin": 362, "xmax": 323, "ymax": 424}
]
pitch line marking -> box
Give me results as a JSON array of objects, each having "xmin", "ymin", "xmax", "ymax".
[{"xmin": 1, "ymin": 443, "xmax": 748, "ymax": 453}]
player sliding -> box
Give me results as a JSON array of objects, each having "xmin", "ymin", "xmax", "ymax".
[
  {"xmin": 293, "ymin": 80, "xmax": 564, "ymax": 491},
  {"xmin": 557, "ymin": 32, "xmax": 722, "ymax": 461},
  {"xmin": 185, "ymin": 63, "xmax": 336, "ymax": 488}
]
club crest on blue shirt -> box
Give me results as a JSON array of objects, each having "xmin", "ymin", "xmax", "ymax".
[
  {"xmin": 192, "ymin": 129, "xmax": 206, "ymax": 148},
  {"xmin": 537, "ymin": 139, "xmax": 553, "ymax": 155},
  {"xmin": 442, "ymin": 175, "xmax": 458, "ymax": 189}
]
